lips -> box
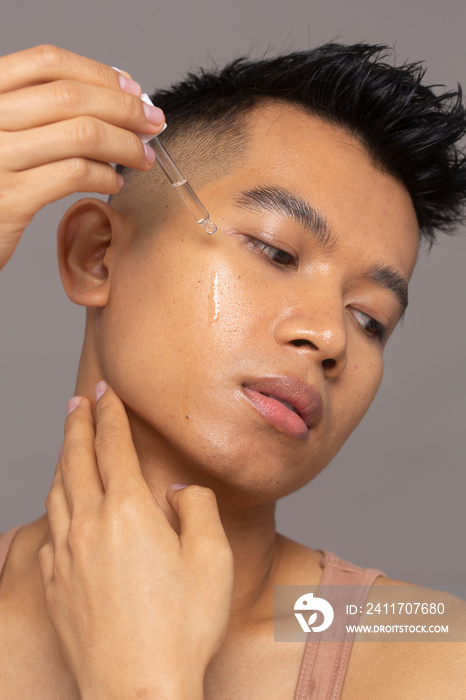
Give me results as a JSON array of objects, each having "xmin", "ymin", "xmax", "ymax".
[{"xmin": 242, "ymin": 376, "xmax": 323, "ymax": 439}]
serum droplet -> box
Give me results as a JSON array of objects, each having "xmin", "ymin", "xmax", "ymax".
[{"xmin": 201, "ymin": 218, "xmax": 217, "ymax": 235}]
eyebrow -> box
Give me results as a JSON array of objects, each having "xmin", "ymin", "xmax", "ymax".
[
  {"xmin": 235, "ymin": 185, "xmax": 338, "ymax": 251},
  {"xmin": 357, "ymin": 263, "xmax": 408, "ymax": 320},
  {"xmin": 234, "ymin": 185, "xmax": 409, "ymax": 319}
]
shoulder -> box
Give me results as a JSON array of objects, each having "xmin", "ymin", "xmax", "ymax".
[
  {"xmin": 0, "ymin": 518, "xmax": 48, "ymax": 603},
  {"xmin": 347, "ymin": 575, "xmax": 466, "ymax": 698},
  {"xmin": 276, "ymin": 539, "xmax": 466, "ymax": 698}
]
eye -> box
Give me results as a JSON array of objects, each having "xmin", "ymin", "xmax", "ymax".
[
  {"xmin": 243, "ymin": 236, "xmax": 297, "ymax": 269},
  {"xmin": 352, "ymin": 309, "xmax": 387, "ymax": 344}
]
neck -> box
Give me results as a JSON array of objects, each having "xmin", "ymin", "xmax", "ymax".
[
  {"xmin": 72, "ymin": 359, "xmax": 283, "ymax": 623},
  {"xmin": 126, "ymin": 406, "xmax": 283, "ymax": 623}
]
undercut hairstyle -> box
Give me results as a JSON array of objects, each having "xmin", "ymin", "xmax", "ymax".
[{"xmin": 116, "ymin": 43, "xmax": 466, "ymax": 247}]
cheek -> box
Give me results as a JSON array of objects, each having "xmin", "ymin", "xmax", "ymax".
[
  {"xmin": 204, "ymin": 264, "xmax": 262, "ymax": 350},
  {"xmin": 97, "ymin": 254, "xmax": 261, "ymax": 413},
  {"xmin": 331, "ymin": 354, "xmax": 384, "ymax": 444}
]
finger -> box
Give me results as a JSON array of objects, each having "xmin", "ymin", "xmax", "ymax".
[
  {"xmin": 61, "ymin": 396, "xmax": 104, "ymax": 514},
  {"xmin": 45, "ymin": 460, "xmax": 71, "ymax": 551},
  {"xmin": 0, "ymin": 159, "xmax": 123, "ymax": 264},
  {"xmin": 0, "ymin": 80, "xmax": 164, "ymax": 135},
  {"xmin": 0, "ymin": 45, "xmax": 133, "ymax": 95},
  {"xmin": 166, "ymin": 485, "xmax": 232, "ymax": 551},
  {"xmin": 93, "ymin": 382, "xmax": 149, "ymax": 495},
  {"xmin": 0, "ymin": 158, "xmax": 122, "ymax": 267},
  {"xmin": 3, "ymin": 118, "xmax": 155, "ymax": 173}
]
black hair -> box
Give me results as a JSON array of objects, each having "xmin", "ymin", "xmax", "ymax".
[{"xmin": 123, "ymin": 43, "xmax": 466, "ymax": 247}]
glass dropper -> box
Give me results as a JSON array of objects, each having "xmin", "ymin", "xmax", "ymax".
[{"xmin": 141, "ymin": 94, "xmax": 217, "ymax": 235}]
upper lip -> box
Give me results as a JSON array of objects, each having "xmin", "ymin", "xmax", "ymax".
[{"xmin": 242, "ymin": 375, "xmax": 323, "ymax": 429}]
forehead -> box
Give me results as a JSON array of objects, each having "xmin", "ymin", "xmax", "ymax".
[{"xmin": 215, "ymin": 102, "xmax": 420, "ymax": 278}]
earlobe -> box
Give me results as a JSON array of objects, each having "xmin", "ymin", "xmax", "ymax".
[{"xmin": 57, "ymin": 198, "xmax": 117, "ymax": 307}]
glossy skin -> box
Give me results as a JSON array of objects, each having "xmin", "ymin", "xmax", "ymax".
[
  {"xmin": 1, "ymin": 48, "xmax": 462, "ymax": 700},
  {"xmin": 65, "ymin": 103, "xmax": 419, "ymax": 508},
  {"xmin": 51, "ymin": 106, "xmax": 423, "ymax": 694}
]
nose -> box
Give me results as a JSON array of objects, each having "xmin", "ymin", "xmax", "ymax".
[{"xmin": 272, "ymin": 296, "xmax": 348, "ymax": 379}]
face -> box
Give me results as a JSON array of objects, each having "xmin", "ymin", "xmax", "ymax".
[{"xmin": 96, "ymin": 104, "xmax": 419, "ymax": 503}]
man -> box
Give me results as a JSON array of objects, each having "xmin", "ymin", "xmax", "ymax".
[{"xmin": 0, "ymin": 43, "xmax": 465, "ymax": 698}]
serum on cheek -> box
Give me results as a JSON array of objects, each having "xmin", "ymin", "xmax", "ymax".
[{"xmin": 208, "ymin": 271, "xmax": 221, "ymax": 324}]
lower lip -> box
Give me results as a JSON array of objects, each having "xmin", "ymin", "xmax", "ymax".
[{"xmin": 242, "ymin": 388, "xmax": 309, "ymax": 440}]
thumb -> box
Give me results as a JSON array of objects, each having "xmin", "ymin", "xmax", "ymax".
[{"xmin": 166, "ymin": 484, "xmax": 229, "ymax": 548}]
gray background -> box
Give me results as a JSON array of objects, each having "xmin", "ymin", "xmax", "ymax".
[{"xmin": 0, "ymin": 0, "xmax": 464, "ymax": 586}]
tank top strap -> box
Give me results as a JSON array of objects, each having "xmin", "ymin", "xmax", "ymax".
[
  {"xmin": 0, "ymin": 525, "xmax": 23, "ymax": 578},
  {"xmin": 318, "ymin": 549, "xmax": 386, "ymax": 586},
  {"xmin": 294, "ymin": 550, "xmax": 386, "ymax": 700}
]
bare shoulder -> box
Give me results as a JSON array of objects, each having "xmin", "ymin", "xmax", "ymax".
[
  {"xmin": 0, "ymin": 520, "xmax": 80, "ymax": 699},
  {"xmin": 345, "ymin": 575, "xmax": 466, "ymax": 699},
  {"xmin": 270, "ymin": 538, "xmax": 466, "ymax": 697},
  {"xmin": 273, "ymin": 534, "xmax": 324, "ymax": 584}
]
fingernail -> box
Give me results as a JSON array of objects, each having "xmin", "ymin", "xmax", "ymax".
[
  {"xmin": 67, "ymin": 396, "xmax": 81, "ymax": 416},
  {"xmin": 95, "ymin": 380, "xmax": 108, "ymax": 402},
  {"xmin": 111, "ymin": 66, "xmax": 133, "ymax": 80},
  {"xmin": 168, "ymin": 484, "xmax": 189, "ymax": 491},
  {"xmin": 118, "ymin": 74, "xmax": 141, "ymax": 96},
  {"xmin": 143, "ymin": 102, "xmax": 165, "ymax": 126},
  {"xmin": 117, "ymin": 173, "xmax": 124, "ymax": 189},
  {"xmin": 144, "ymin": 143, "xmax": 156, "ymax": 164}
]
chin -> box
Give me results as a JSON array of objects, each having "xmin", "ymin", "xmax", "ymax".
[
  {"xmin": 179, "ymin": 436, "xmax": 327, "ymax": 506},
  {"xmin": 127, "ymin": 397, "xmax": 336, "ymax": 503}
]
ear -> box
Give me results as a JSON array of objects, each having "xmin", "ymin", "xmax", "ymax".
[{"xmin": 57, "ymin": 198, "xmax": 126, "ymax": 307}]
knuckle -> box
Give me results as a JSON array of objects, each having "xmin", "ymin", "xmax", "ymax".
[
  {"xmin": 61, "ymin": 157, "xmax": 90, "ymax": 183},
  {"xmin": 59, "ymin": 450, "xmax": 77, "ymax": 476},
  {"xmin": 117, "ymin": 129, "xmax": 145, "ymax": 166},
  {"xmin": 59, "ymin": 442, "xmax": 88, "ymax": 474},
  {"xmin": 37, "ymin": 543, "xmax": 48, "ymax": 566},
  {"xmin": 44, "ymin": 489, "xmax": 58, "ymax": 513},
  {"xmin": 184, "ymin": 485, "xmax": 217, "ymax": 503},
  {"xmin": 73, "ymin": 116, "xmax": 101, "ymax": 148},
  {"xmin": 93, "ymin": 59, "xmax": 114, "ymax": 89},
  {"xmin": 32, "ymin": 44, "xmax": 64, "ymax": 70},
  {"xmin": 95, "ymin": 425, "xmax": 120, "ymax": 453},
  {"xmin": 121, "ymin": 91, "xmax": 143, "ymax": 122},
  {"xmin": 67, "ymin": 515, "xmax": 92, "ymax": 549},
  {"xmin": 108, "ymin": 493, "xmax": 139, "ymax": 521},
  {"xmin": 50, "ymin": 79, "xmax": 81, "ymax": 111},
  {"xmin": 37, "ymin": 541, "xmax": 53, "ymax": 568}
]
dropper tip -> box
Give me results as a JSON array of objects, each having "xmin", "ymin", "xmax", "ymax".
[{"xmin": 202, "ymin": 219, "xmax": 217, "ymax": 235}]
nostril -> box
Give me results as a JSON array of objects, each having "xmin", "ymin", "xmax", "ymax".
[
  {"xmin": 291, "ymin": 338, "xmax": 313, "ymax": 347},
  {"xmin": 322, "ymin": 358, "xmax": 336, "ymax": 370}
]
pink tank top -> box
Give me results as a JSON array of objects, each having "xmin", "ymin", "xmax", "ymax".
[
  {"xmin": 293, "ymin": 550, "xmax": 385, "ymax": 699},
  {"xmin": 0, "ymin": 527, "xmax": 384, "ymax": 698}
]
